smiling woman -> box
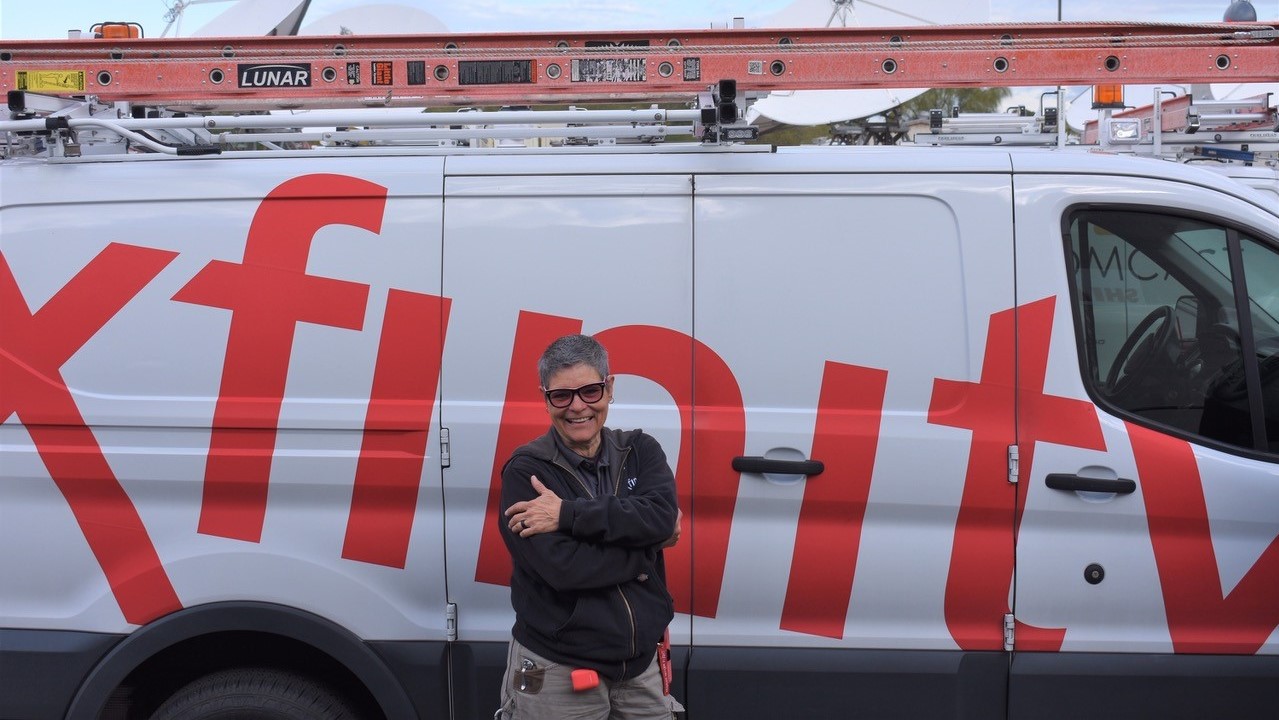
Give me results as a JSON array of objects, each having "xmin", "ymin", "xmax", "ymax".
[
  {"xmin": 497, "ymin": 332, "xmax": 682, "ymax": 720},
  {"xmin": 539, "ymin": 336, "xmax": 614, "ymax": 457}
]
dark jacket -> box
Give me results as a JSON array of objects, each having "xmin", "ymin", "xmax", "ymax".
[{"xmin": 500, "ymin": 427, "xmax": 678, "ymax": 681}]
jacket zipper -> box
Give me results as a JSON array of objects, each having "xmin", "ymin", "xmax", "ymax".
[
  {"xmin": 617, "ymin": 584, "xmax": 637, "ymax": 660},
  {"xmin": 554, "ymin": 439, "xmax": 640, "ymax": 671},
  {"xmin": 611, "ymin": 446, "xmax": 632, "ymax": 496},
  {"xmin": 614, "ymin": 444, "xmax": 637, "ymax": 668},
  {"xmin": 552, "ymin": 457, "xmax": 594, "ymax": 499}
]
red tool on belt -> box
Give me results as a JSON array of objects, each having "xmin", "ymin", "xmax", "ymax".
[
  {"xmin": 658, "ymin": 629, "xmax": 673, "ymax": 696},
  {"xmin": 571, "ymin": 668, "xmax": 600, "ymax": 692}
]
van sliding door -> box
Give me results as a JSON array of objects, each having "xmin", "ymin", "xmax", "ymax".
[{"xmin": 439, "ymin": 164, "xmax": 694, "ymax": 717}]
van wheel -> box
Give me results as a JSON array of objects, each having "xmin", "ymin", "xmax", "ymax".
[{"xmin": 150, "ymin": 668, "xmax": 360, "ymax": 720}]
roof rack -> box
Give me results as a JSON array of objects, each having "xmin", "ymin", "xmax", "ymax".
[
  {"xmin": 908, "ymin": 85, "xmax": 1277, "ymax": 168},
  {"xmin": 0, "ymin": 95, "xmax": 704, "ymax": 157},
  {"xmin": 913, "ymin": 106, "xmax": 1062, "ymax": 147},
  {"xmin": 1083, "ymin": 90, "xmax": 1277, "ymax": 161}
]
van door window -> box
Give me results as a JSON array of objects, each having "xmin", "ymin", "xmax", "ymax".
[{"xmin": 1066, "ymin": 210, "xmax": 1279, "ymax": 454}]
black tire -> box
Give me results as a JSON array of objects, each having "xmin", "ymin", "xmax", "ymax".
[{"xmin": 150, "ymin": 668, "xmax": 360, "ymax": 720}]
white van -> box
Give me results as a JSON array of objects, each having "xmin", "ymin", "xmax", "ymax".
[
  {"xmin": 2, "ymin": 139, "xmax": 1277, "ymax": 720},
  {"xmin": 1208, "ymin": 163, "xmax": 1279, "ymax": 202}
]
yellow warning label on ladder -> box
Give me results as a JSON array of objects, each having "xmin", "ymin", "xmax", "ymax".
[{"xmin": 16, "ymin": 70, "xmax": 86, "ymax": 93}]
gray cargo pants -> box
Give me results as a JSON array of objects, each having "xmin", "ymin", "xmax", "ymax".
[{"xmin": 496, "ymin": 637, "xmax": 682, "ymax": 720}]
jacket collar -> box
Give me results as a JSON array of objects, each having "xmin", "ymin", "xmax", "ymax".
[{"xmin": 522, "ymin": 427, "xmax": 638, "ymax": 477}]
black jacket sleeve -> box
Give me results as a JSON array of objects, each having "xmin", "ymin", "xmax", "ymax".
[
  {"xmin": 559, "ymin": 433, "xmax": 678, "ymax": 547},
  {"xmin": 501, "ymin": 455, "xmax": 659, "ymax": 592}
]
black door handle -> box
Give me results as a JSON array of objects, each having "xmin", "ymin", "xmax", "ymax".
[
  {"xmin": 1045, "ymin": 473, "xmax": 1137, "ymax": 495},
  {"xmin": 732, "ymin": 456, "xmax": 824, "ymax": 476}
]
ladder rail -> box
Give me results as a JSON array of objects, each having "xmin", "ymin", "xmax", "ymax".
[
  {"xmin": 5, "ymin": 21, "xmax": 1274, "ymax": 56},
  {"xmin": 3, "ymin": 21, "xmax": 1276, "ymax": 109}
]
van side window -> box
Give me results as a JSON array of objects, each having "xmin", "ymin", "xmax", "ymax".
[{"xmin": 1066, "ymin": 210, "xmax": 1279, "ymax": 454}]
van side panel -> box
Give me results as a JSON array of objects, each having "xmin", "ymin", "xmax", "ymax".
[
  {"xmin": 1, "ymin": 157, "xmax": 450, "ymax": 714},
  {"xmin": 688, "ymin": 172, "xmax": 1016, "ymax": 715}
]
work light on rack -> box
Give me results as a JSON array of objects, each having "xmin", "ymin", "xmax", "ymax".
[{"xmin": 698, "ymin": 79, "xmax": 758, "ymax": 144}]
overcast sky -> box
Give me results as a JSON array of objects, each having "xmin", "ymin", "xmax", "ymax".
[{"xmin": 2, "ymin": 0, "xmax": 1274, "ymax": 39}]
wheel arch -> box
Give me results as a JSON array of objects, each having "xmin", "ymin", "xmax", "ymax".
[{"xmin": 64, "ymin": 601, "xmax": 419, "ymax": 720}]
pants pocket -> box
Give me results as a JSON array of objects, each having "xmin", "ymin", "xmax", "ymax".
[{"xmin": 513, "ymin": 656, "xmax": 546, "ymax": 694}]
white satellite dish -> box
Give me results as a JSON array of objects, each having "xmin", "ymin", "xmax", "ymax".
[
  {"xmin": 191, "ymin": 0, "xmax": 311, "ymax": 36},
  {"xmin": 748, "ymin": 0, "xmax": 990, "ymax": 126},
  {"xmin": 273, "ymin": 5, "xmax": 449, "ymax": 131},
  {"xmin": 1210, "ymin": 83, "xmax": 1279, "ymax": 104},
  {"xmin": 300, "ymin": 4, "xmax": 448, "ymax": 35}
]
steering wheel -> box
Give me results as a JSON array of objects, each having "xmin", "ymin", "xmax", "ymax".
[{"xmin": 1103, "ymin": 306, "xmax": 1176, "ymax": 397}]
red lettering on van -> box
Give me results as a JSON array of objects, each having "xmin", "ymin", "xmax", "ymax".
[
  {"xmin": 0, "ymin": 243, "xmax": 183, "ymax": 624},
  {"xmin": 929, "ymin": 304, "xmax": 1017, "ymax": 650},
  {"xmin": 1128, "ymin": 422, "xmax": 1279, "ymax": 654},
  {"xmin": 342, "ymin": 289, "xmax": 451, "ymax": 568},
  {"xmin": 780, "ymin": 361, "xmax": 888, "ymax": 638},
  {"xmin": 595, "ymin": 324, "xmax": 746, "ymax": 618},
  {"xmin": 1010, "ymin": 297, "xmax": 1107, "ymax": 651},
  {"xmin": 173, "ymin": 174, "xmax": 382, "ymax": 543},
  {"xmin": 930, "ymin": 297, "xmax": 1103, "ymax": 650},
  {"xmin": 474, "ymin": 311, "xmax": 582, "ymax": 587}
]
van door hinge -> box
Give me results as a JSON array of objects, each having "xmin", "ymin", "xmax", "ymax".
[
  {"xmin": 446, "ymin": 602, "xmax": 458, "ymax": 641},
  {"xmin": 1003, "ymin": 613, "xmax": 1015, "ymax": 651},
  {"xmin": 440, "ymin": 427, "xmax": 452, "ymax": 468},
  {"xmin": 1007, "ymin": 444, "xmax": 1019, "ymax": 484}
]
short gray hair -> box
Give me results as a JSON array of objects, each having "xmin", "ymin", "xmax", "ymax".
[{"xmin": 538, "ymin": 334, "xmax": 610, "ymax": 387}]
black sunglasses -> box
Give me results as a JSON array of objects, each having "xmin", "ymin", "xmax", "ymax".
[{"xmin": 544, "ymin": 381, "xmax": 608, "ymax": 408}]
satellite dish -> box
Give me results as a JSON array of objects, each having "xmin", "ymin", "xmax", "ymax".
[
  {"xmin": 192, "ymin": 0, "xmax": 311, "ymax": 36},
  {"xmin": 300, "ymin": 4, "xmax": 448, "ymax": 35},
  {"xmin": 1209, "ymin": 83, "xmax": 1279, "ymax": 104},
  {"xmin": 748, "ymin": 0, "xmax": 990, "ymax": 126}
]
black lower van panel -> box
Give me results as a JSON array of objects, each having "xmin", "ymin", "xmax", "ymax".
[
  {"xmin": 685, "ymin": 647, "xmax": 1007, "ymax": 720},
  {"xmin": 1009, "ymin": 652, "xmax": 1279, "ymax": 720},
  {"xmin": 447, "ymin": 641, "xmax": 509, "ymax": 720},
  {"xmin": 0, "ymin": 628, "xmax": 122, "ymax": 720}
]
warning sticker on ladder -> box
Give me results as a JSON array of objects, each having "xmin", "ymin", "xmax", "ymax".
[
  {"xmin": 459, "ymin": 60, "xmax": 535, "ymax": 86},
  {"xmin": 572, "ymin": 59, "xmax": 646, "ymax": 83},
  {"xmin": 17, "ymin": 70, "xmax": 85, "ymax": 92},
  {"xmin": 682, "ymin": 58, "xmax": 701, "ymax": 82}
]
